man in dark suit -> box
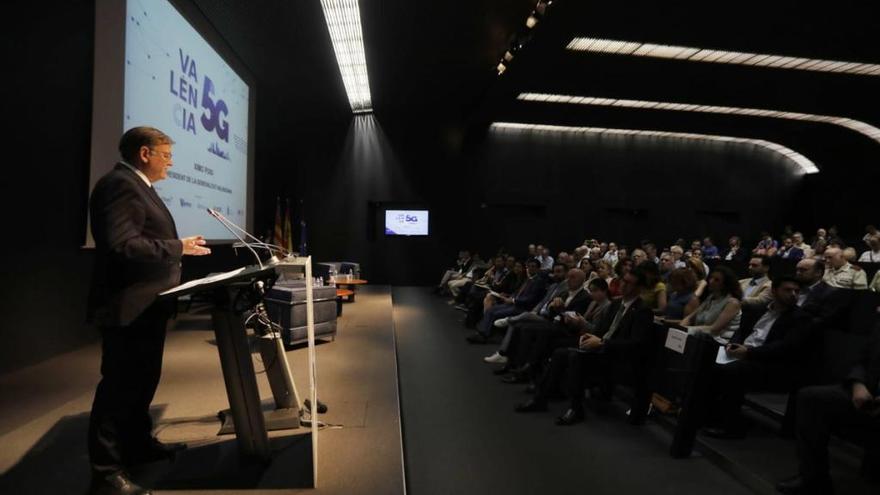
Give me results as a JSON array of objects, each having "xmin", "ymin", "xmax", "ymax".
[
  {"xmin": 88, "ymin": 127, "xmax": 210, "ymax": 495},
  {"xmin": 499, "ymin": 268, "xmax": 592, "ymax": 382},
  {"xmin": 777, "ymin": 324, "xmax": 880, "ymax": 494},
  {"xmin": 515, "ymin": 269, "xmax": 654, "ymax": 425},
  {"xmin": 795, "ymin": 258, "xmax": 839, "ymax": 325},
  {"xmin": 467, "ymin": 258, "xmax": 547, "ymax": 343},
  {"xmin": 702, "ymin": 276, "xmax": 812, "ymax": 439}
]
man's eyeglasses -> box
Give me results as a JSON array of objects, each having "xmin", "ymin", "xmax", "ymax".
[{"xmin": 149, "ymin": 149, "xmax": 173, "ymax": 160}]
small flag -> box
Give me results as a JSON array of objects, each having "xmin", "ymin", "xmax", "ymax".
[
  {"xmin": 283, "ymin": 199, "xmax": 293, "ymax": 251},
  {"xmin": 273, "ymin": 197, "xmax": 283, "ymax": 247}
]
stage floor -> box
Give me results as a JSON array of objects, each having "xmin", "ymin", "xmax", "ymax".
[{"xmin": 0, "ymin": 285, "xmax": 404, "ymax": 494}]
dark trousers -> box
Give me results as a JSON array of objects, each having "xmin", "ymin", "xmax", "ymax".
[
  {"xmin": 536, "ymin": 347, "xmax": 614, "ymax": 412},
  {"xmin": 88, "ymin": 304, "xmax": 170, "ymax": 475},
  {"xmin": 795, "ymin": 384, "xmax": 880, "ymax": 491},
  {"xmin": 711, "ymin": 360, "xmax": 796, "ymax": 431},
  {"xmin": 512, "ymin": 321, "xmax": 578, "ymax": 372}
]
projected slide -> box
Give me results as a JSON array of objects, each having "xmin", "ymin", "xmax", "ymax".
[
  {"xmin": 124, "ymin": 0, "xmax": 249, "ymax": 239},
  {"xmin": 385, "ymin": 210, "xmax": 429, "ymax": 236}
]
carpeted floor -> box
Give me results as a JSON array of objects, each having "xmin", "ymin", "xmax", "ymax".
[{"xmin": 392, "ymin": 286, "xmax": 844, "ymax": 495}]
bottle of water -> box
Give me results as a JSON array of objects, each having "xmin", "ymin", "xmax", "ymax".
[{"xmin": 329, "ymin": 268, "xmax": 337, "ymax": 285}]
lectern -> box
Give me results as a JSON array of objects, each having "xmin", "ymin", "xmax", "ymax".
[{"xmin": 159, "ymin": 256, "xmax": 320, "ymax": 481}]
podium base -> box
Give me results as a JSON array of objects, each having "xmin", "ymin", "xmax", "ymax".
[{"xmin": 218, "ymin": 407, "xmax": 302, "ymax": 435}]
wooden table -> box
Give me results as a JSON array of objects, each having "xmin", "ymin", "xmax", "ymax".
[{"xmin": 335, "ymin": 279, "xmax": 368, "ymax": 302}]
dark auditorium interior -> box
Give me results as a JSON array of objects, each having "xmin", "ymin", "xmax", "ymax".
[{"xmin": 2, "ymin": 0, "xmax": 879, "ymax": 494}]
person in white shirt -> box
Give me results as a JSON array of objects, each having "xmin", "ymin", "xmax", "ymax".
[
  {"xmin": 671, "ymin": 245, "xmax": 687, "ymax": 268},
  {"xmin": 823, "ymin": 247, "xmax": 868, "ymax": 289},
  {"xmin": 791, "ymin": 232, "xmax": 813, "ymax": 258},
  {"xmin": 858, "ymin": 234, "xmax": 880, "ymax": 263}
]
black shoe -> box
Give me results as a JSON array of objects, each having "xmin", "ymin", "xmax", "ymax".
[
  {"xmin": 89, "ymin": 472, "xmax": 151, "ymax": 495},
  {"xmin": 304, "ymin": 399, "xmax": 328, "ymax": 414},
  {"xmin": 466, "ymin": 334, "xmax": 488, "ymax": 344},
  {"xmin": 701, "ymin": 427, "xmax": 746, "ymax": 440},
  {"xmin": 554, "ymin": 408, "xmax": 585, "ymax": 426},
  {"xmin": 501, "ymin": 373, "xmax": 528, "ymax": 384},
  {"xmin": 514, "ymin": 399, "xmax": 547, "ymax": 413}
]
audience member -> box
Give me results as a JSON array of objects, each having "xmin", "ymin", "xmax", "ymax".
[
  {"xmin": 740, "ymin": 255, "xmax": 773, "ymax": 308},
  {"xmin": 467, "ymin": 259, "xmax": 547, "ymax": 343},
  {"xmin": 637, "ymin": 261, "xmax": 667, "ymax": 314},
  {"xmin": 609, "ymin": 258, "xmax": 634, "ymax": 299},
  {"xmin": 515, "ymin": 269, "xmax": 654, "ymax": 425},
  {"xmin": 777, "ymin": 237, "xmax": 805, "ymax": 261},
  {"xmin": 823, "ymin": 247, "xmax": 868, "ymax": 289},
  {"xmin": 671, "ymin": 245, "xmax": 687, "ymax": 268},
  {"xmin": 603, "ymin": 242, "xmax": 619, "ymax": 266},
  {"xmin": 792, "ymin": 232, "xmax": 813, "ymax": 258},
  {"xmin": 794, "ymin": 258, "xmax": 837, "ymax": 321},
  {"xmin": 663, "ymin": 268, "xmax": 699, "ymax": 320},
  {"xmin": 681, "ymin": 266, "xmax": 742, "ymax": 338},
  {"xmin": 863, "ymin": 225, "xmax": 879, "ymax": 247},
  {"xmin": 811, "ymin": 228, "xmax": 827, "ymax": 252},
  {"xmin": 483, "ymin": 263, "xmax": 569, "ymax": 365},
  {"xmin": 723, "ymin": 235, "xmax": 747, "ymax": 262},
  {"xmin": 659, "ymin": 252, "xmax": 675, "ymax": 282},
  {"xmin": 871, "ymin": 271, "xmax": 880, "ymax": 292},
  {"xmin": 537, "ymin": 246, "xmax": 554, "ymax": 271},
  {"xmin": 754, "ymin": 232, "xmax": 779, "ymax": 256},
  {"xmin": 859, "ymin": 234, "xmax": 880, "ymax": 263},
  {"xmin": 703, "ymin": 276, "xmax": 812, "ymax": 439},
  {"xmin": 435, "ymin": 249, "xmax": 473, "ymax": 294},
  {"xmin": 776, "ymin": 323, "xmax": 880, "ymax": 495},
  {"xmin": 702, "ymin": 237, "xmax": 720, "ymax": 259},
  {"xmin": 500, "ymin": 269, "xmax": 591, "ymax": 382},
  {"xmin": 685, "ymin": 257, "xmax": 708, "ymax": 299}
]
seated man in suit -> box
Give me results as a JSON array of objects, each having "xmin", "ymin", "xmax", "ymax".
[
  {"xmin": 482, "ymin": 263, "xmax": 569, "ymax": 364},
  {"xmin": 497, "ymin": 269, "xmax": 591, "ymax": 382},
  {"xmin": 794, "ymin": 258, "xmax": 840, "ymax": 325},
  {"xmin": 776, "ymin": 323, "xmax": 880, "ymax": 495},
  {"xmin": 466, "ymin": 258, "xmax": 547, "ymax": 343},
  {"xmin": 702, "ymin": 276, "xmax": 812, "ymax": 438},
  {"xmin": 514, "ymin": 269, "xmax": 654, "ymax": 425},
  {"xmin": 740, "ymin": 255, "xmax": 773, "ymax": 309}
]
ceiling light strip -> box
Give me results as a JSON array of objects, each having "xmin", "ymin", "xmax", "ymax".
[
  {"xmin": 320, "ymin": 0, "xmax": 372, "ymax": 113},
  {"xmin": 490, "ymin": 122, "xmax": 819, "ymax": 174},
  {"xmin": 566, "ymin": 37, "xmax": 880, "ymax": 78},
  {"xmin": 518, "ymin": 92, "xmax": 880, "ymax": 144}
]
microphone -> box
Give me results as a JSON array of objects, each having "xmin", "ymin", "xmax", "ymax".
[
  {"xmin": 208, "ymin": 208, "xmax": 290, "ymax": 259},
  {"xmin": 207, "ymin": 208, "xmax": 264, "ymax": 269}
]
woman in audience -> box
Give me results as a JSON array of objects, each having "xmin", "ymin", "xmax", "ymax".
[
  {"xmin": 484, "ymin": 260, "xmax": 525, "ymax": 310},
  {"xmin": 636, "ymin": 261, "xmax": 667, "ymax": 314},
  {"xmin": 594, "ymin": 260, "xmax": 614, "ymax": 288},
  {"xmin": 608, "ymin": 258, "xmax": 633, "ymax": 299},
  {"xmin": 685, "ymin": 257, "xmax": 708, "ymax": 300},
  {"xmin": 578, "ymin": 258, "xmax": 598, "ymax": 284},
  {"xmin": 680, "ymin": 265, "xmax": 742, "ymax": 338},
  {"xmin": 753, "ymin": 231, "xmax": 778, "ymax": 256},
  {"xmin": 663, "ymin": 268, "xmax": 698, "ymax": 320}
]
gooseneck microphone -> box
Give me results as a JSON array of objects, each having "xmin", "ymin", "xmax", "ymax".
[{"xmin": 206, "ymin": 208, "xmax": 265, "ymax": 269}]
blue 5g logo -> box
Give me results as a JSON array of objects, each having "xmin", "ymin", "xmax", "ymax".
[
  {"xmin": 405, "ymin": 215, "xmax": 419, "ymax": 223},
  {"xmin": 200, "ymin": 76, "xmax": 229, "ymax": 142}
]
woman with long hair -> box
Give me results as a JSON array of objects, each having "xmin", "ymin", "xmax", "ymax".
[{"xmin": 681, "ymin": 265, "xmax": 742, "ymax": 338}]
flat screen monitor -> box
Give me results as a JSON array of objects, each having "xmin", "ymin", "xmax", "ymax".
[{"xmin": 385, "ymin": 210, "xmax": 429, "ymax": 236}]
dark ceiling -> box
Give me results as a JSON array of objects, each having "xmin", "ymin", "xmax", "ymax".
[{"xmin": 187, "ymin": 0, "xmax": 880, "ymax": 173}]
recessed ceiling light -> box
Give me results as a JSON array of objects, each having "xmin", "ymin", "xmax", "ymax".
[
  {"xmin": 320, "ymin": 0, "xmax": 372, "ymax": 113},
  {"xmin": 566, "ymin": 37, "xmax": 880, "ymax": 77},
  {"xmin": 490, "ymin": 122, "xmax": 819, "ymax": 174},
  {"xmin": 518, "ymin": 93, "xmax": 880, "ymax": 144}
]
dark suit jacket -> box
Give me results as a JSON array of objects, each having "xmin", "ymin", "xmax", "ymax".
[
  {"xmin": 731, "ymin": 304, "xmax": 812, "ymax": 363},
  {"xmin": 594, "ymin": 297, "xmax": 654, "ymax": 359},
  {"xmin": 512, "ymin": 275, "xmax": 548, "ymax": 310},
  {"xmin": 847, "ymin": 323, "xmax": 880, "ymax": 395},
  {"xmin": 550, "ymin": 287, "xmax": 591, "ymax": 317},
  {"xmin": 88, "ymin": 163, "xmax": 183, "ymax": 326}
]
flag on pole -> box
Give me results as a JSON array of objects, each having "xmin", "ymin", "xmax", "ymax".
[
  {"xmin": 273, "ymin": 197, "xmax": 283, "ymax": 247},
  {"xmin": 283, "ymin": 198, "xmax": 293, "ymax": 251},
  {"xmin": 298, "ymin": 199, "xmax": 308, "ymax": 255}
]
